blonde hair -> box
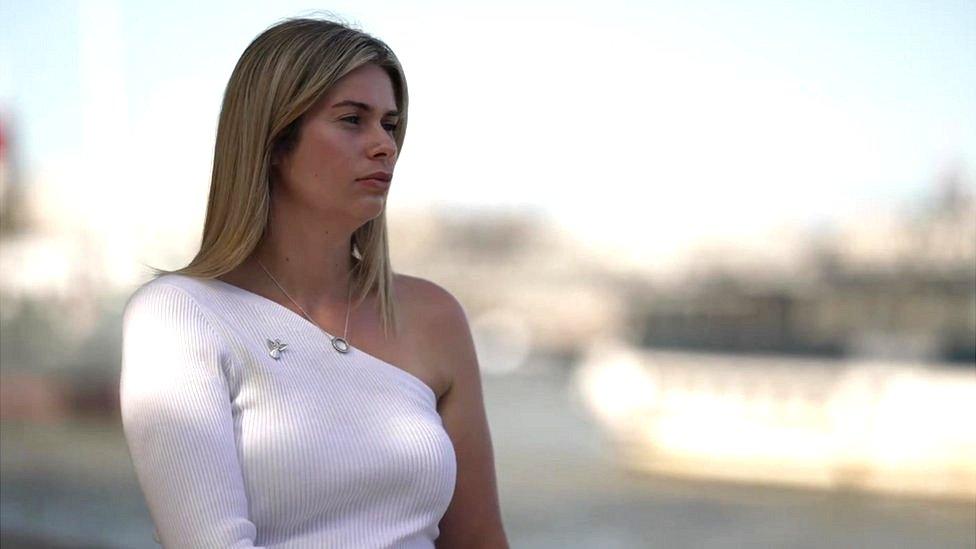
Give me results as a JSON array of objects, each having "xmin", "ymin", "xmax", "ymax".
[{"xmin": 150, "ymin": 15, "xmax": 408, "ymax": 337}]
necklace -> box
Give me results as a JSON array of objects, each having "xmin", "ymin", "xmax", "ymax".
[{"xmin": 256, "ymin": 259, "xmax": 353, "ymax": 354}]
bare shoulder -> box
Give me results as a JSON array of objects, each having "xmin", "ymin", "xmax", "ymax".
[
  {"xmin": 395, "ymin": 274, "xmax": 509, "ymax": 546},
  {"xmin": 393, "ymin": 273, "xmax": 473, "ymax": 397},
  {"xmin": 393, "ymin": 273, "xmax": 467, "ymax": 325}
]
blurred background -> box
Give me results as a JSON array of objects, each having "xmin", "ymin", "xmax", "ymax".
[{"xmin": 1, "ymin": 0, "xmax": 975, "ymax": 547}]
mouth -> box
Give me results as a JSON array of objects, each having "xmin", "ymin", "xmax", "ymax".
[
  {"xmin": 357, "ymin": 171, "xmax": 392, "ymax": 182},
  {"xmin": 356, "ymin": 171, "xmax": 392, "ymax": 191}
]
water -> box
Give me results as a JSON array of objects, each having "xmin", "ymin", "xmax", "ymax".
[{"xmin": 2, "ymin": 366, "xmax": 974, "ymax": 548}]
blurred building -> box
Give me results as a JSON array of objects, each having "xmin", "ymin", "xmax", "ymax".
[
  {"xmin": 0, "ymin": 110, "xmax": 29, "ymax": 236},
  {"xmin": 391, "ymin": 171, "xmax": 975, "ymax": 368},
  {"xmin": 390, "ymin": 207, "xmax": 632, "ymax": 369},
  {"xmin": 633, "ymin": 172, "xmax": 976, "ymax": 365}
]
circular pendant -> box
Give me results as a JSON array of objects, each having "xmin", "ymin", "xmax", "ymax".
[{"xmin": 332, "ymin": 337, "xmax": 350, "ymax": 354}]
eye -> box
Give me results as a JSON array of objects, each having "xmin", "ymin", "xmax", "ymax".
[
  {"xmin": 382, "ymin": 122, "xmax": 399, "ymax": 132},
  {"xmin": 340, "ymin": 115, "xmax": 361, "ymax": 125}
]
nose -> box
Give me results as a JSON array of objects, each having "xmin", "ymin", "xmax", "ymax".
[{"xmin": 367, "ymin": 126, "xmax": 397, "ymax": 162}]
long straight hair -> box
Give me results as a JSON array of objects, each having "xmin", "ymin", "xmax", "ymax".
[{"xmin": 150, "ymin": 16, "xmax": 408, "ymax": 337}]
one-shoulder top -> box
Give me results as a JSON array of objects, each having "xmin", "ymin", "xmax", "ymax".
[{"xmin": 119, "ymin": 274, "xmax": 457, "ymax": 548}]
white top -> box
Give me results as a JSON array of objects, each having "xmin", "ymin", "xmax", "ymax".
[{"xmin": 119, "ymin": 274, "xmax": 457, "ymax": 548}]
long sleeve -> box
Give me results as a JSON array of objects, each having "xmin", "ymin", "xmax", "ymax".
[{"xmin": 119, "ymin": 282, "xmax": 264, "ymax": 548}]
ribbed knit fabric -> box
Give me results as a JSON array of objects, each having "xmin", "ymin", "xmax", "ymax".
[{"xmin": 119, "ymin": 274, "xmax": 457, "ymax": 548}]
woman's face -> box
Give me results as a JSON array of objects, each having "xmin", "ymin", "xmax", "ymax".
[{"xmin": 273, "ymin": 63, "xmax": 400, "ymax": 225}]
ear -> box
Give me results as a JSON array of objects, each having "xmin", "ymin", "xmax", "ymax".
[
  {"xmin": 271, "ymin": 118, "xmax": 302, "ymax": 168},
  {"xmin": 270, "ymin": 146, "xmax": 289, "ymax": 168}
]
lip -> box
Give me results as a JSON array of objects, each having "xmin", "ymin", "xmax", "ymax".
[
  {"xmin": 357, "ymin": 178, "xmax": 391, "ymax": 191},
  {"xmin": 356, "ymin": 171, "xmax": 392, "ymax": 191},
  {"xmin": 357, "ymin": 171, "xmax": 392, "ymax": 182}
]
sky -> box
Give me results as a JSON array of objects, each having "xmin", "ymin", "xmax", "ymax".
[{"xmin": 2, "ymin": 0, "xmax": 974, "ymax": 265}]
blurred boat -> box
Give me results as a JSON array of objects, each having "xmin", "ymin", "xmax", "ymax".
[{"xmin": 571, "ymin": 339, "xmax": 976, "ymax": 500}]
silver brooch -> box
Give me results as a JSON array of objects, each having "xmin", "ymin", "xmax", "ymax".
[{"xmin": 267, "ymin": 338, "xmax": 288, "ymax": 360}]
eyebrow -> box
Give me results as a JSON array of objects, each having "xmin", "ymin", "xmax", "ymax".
[{"xmin": 330, "ymin": 100, "xmax": 399, "ymax": 117}]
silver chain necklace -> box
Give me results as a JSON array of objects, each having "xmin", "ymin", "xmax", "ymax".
[{"xmin": 256, "ymin": 259, "xmax": 353, "ymax": 354}]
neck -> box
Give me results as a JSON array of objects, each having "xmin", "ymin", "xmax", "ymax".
[{"xmin": 249, "ymin": 211, "xmax": 358, "ymax": 310}]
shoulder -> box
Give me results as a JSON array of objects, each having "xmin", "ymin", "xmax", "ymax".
[
  {"xmin": 125, "ymin": 275, "xmax": 190, "ymax": 312},
  {"xmin": 121, "ymin": 275, "xmax": 236, "ymax": 367},
  {"xmin": 123, "ymin": 274, "xmax": 225, "ymax": 334},
  {"xmin": 393, "ymin": 273, "xmax": 476, "ymax": 393},
  {"xmin": 126, "ymin": 274, "xmax": 201, "ymax": 303},
  {"xmin": 398, "ymin": 275, "xmax": 507, "ymax": 545},
  {"xmin": 393, "ymin": 273, "xmax": 468, "ymax": 327},
  {"xmin": 125, "ymin": 274, "xmax": 225, "ymax": 311}
]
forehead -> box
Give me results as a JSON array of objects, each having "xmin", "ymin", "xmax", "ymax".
[{"xmin": 321, "ymin": 64, "xmax": 398, "ymax": 112}]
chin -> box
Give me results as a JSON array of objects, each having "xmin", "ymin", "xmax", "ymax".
[{"xmin": 356, "ymin": 199, "xmax": 387, "ymax": 223}]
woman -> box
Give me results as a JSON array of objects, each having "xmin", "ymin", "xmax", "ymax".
[{"xmin": 119, "ymin": 16, "xmax": 509, "ymax": 548}]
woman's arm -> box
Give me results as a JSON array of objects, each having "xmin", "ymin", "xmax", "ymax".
[
  {"xmin": 119, "ymin": 283, "xmax": 264, "ymax": 548},
  {"xmin": 421, "ymin": 283, "xmax": 510, "ymax": 549}
]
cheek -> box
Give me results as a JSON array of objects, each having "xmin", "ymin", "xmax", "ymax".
[
  {"xmin": 309, "ymin": 133, "xmax": 357, "ymax": 176},
  {"xmin": 289, "ymin": 138, "xmax": 348, "ymax": 183}
]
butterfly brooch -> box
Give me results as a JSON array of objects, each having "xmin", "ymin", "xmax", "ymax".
[{"xmin": 267, "ymin": 338, "xmax": 288, "ymax": 360}]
